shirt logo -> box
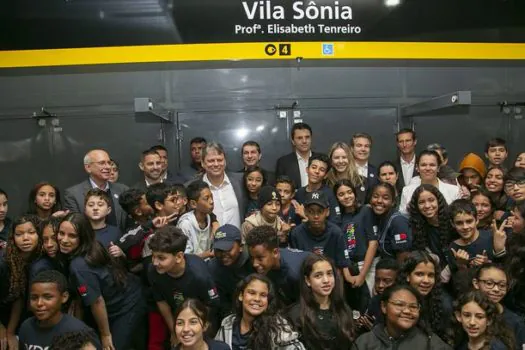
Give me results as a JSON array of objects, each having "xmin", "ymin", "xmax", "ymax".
[
  {"xmin": 173, "ymin": 292, "xmax": 185, "ymax": 306},
  {"xmin": 345, "ymin": 223, "xmax": 357, "ymax": 252},
  {"xmin": 77, "ymin": 285, "xmax": 88, "ymax": 297},
  {"xmin": 208, "ymin": 287, "xmax": 219, "ymax": 300},
  {"xmin": 344, "ymin": 249, "xmax": 349, "ymax": 260},
  {"xmin": 394, "ymin": 233, "xmax": 408, "ymax": 243},
  {"xmin": 312, "ymin": 192, "xmax": 320, "ymax": 199}
]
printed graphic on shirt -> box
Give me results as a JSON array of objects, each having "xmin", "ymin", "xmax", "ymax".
[
  {"xmin": 372, "ymin": 225, "xmax": 379, "ymax": 237},
  {"xmin": 312, "ymin": 246, "xmax": 324, "ymax": 256},
  {"xmin": 173, "ymin": 291, "xmax": 185, "ymax": 307},
  {"xmin": 208, "ymin": 287, "xmax": 219, "ymax": 300},
  {"xmin": 77, "ymin": 285, "xmax": 88, "ymax": 297},
  {"xmin": 345, "ymin": 223, "xmax": 357, "ymax": 252},
  {"xmin": 394, "ymin": 233, "xmax": 408, "ymax": 244},
  {"xmin": 24, "ymin": 345, "xmax": 49, "ymax": 350}
]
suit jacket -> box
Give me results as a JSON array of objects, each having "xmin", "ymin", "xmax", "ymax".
[
  {"xmin": 355, "ymin": 164, "xmax": 379, "ymax": 205},
  {"xmin": 275, "ymin": 151, "xmax": 320, "ymax": 189},
  {"xmin": 393, "ymin": 157, "xmax": 418, "ymax": 194},
  {"xmin": 64, "ymin": 179, "xmax": 129, "ymax": 231},
  {"xmin": 189, "ymin": 172, "xmax": 247, "ymax": 221}
]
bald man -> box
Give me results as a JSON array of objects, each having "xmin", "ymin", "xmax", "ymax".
[{"xmin": 64, "ymin": 149, "xmax": 129, "ymax": 230}]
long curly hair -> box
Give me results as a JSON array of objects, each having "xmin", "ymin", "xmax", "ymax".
[
  {"xmin": 27, "ymin": 182, "xmax": 63, "ymax": 217},
  {"xmin": 408, "ymin": 184, "xmax": 452, "ymax": 260},
  {"xmin": 451, "ymin": 290, "xmax": 515, "ymax": 349},
  {"xmin": 298, "ymin": 254, "xmax": 354, "ymax": 348},
  {"xmin": 59, "ymin": 213, "xmax": 128, "ymax": 288},
  {"xmin": 6, "ymin": 215, "xmax": 42, "ymax": 300},
  {"xmin": 326, "ymin": 142, "xmax": 363, "ymax": 189},
  {"xmin": 234, "ymin": 274, "xmax": 291, "ymax": 349},
  {"xmin": 333, "ymin": 179, "xmax": 361, "ymax": 211},
  {"xmin": 397, "ymin": 250, "xmax": 445, "ymax": 338}
]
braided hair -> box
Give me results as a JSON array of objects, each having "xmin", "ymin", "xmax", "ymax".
[{"xmin": 408, "ymin": 184, "xmax": 452, "ymax": 262}]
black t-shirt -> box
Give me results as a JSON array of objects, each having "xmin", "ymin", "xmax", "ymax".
[
  {"xmin": 94, "ymin": 225, "xmax": 122, "ymax": 249},
  {"xmin": 340, "ymin": 207, "xmax": 377, "ymax": 262},
  {"xmin": 287, "ymin": 303, "xmax": 339, "ymax": 348},
  {"xmin": 423, "ymin": 225, "xmax": 451, "ymax": 269},
  {"xmin": 294, "ymin": 184, "xmax": 341, "ymax": 224},
  {"xmin": 232, "ymin": 319, "xmax": 251, "ymax": 350},
  {"xmin": 290, "ymin": 221, "xmax": 349, "ymax": 268},
  {"xmin": 148, "ymin": 254, "xmax": 220, "ymax": 312},
  {"xmin": 207, "ymin": 251, "xmax": 253, "ymax": 318},
  {"xmin": 266, "ymin": 248, "xmax": 311, "ymax": 305},
  {"xmin": 68, "ymin": 256, "xmax": 142, "ymax": 319},
  {"xmin": 18, "ymin": 314, "xmax": 101, "ymax": 350},
  {"xmin": 449, "ymin": 229, "xmax": 494, "ymax": 267}
]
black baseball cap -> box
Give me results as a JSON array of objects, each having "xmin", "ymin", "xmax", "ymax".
[{"xmin": 304, "ymin": 191, "xmax": 329, "ymax": 208}]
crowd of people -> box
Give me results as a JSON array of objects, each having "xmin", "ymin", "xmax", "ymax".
[{"xmin": 1, "ymin": 122, "xmax": 525, "ymax": 350}]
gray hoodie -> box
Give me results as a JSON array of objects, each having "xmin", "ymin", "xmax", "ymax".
[
  {"xmin": 176, "ymin": 211, "xmax": 212, "ymax": 255},
  {"xmin": 355, "ymin": 325, "xmax": 451, "ymax": 350}
]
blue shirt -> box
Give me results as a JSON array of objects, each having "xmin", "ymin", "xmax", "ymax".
[
  {"xmin": 372, "ymin": 210, "xmax": 412, "ymax": 258},
  {"xmin": 340, "ymin": 206, "xmax": 377, "ymax": 262},
  {"xmin": 95, "ymin": 225, "xmax": 122, "ymax": 249},
  {"xmin": 449, "ymin": 229, "xmax": 493, "ymax": 268},
  {"xmin": 267, "ymin": 248, "xmax": 311, "ymax": 305}
]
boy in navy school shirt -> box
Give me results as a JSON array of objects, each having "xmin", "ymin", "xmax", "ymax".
[
  {"xmin": 207, "ymin": 224, "xmax": 253, "ymax": 318},
  {"xmin": 245, "ymin": 225, "xmax": 311, "ymax": 305},
  {"xmin": 84, "ymin": 189, "xmax": 123, "ymax": 257},
  {"xmin": 147, "ymin": 225, "xmax": 221, "ymax": 345},
  {"xmin": 449, "ymin": 200, "xmax": 506, "ymax": 276},
  {"xmin": 18, "ymin": 270, "xmax": 101, "ymax": 350},
  {"xmin": 293, "ymin": 153, "xmax": 341, "ymax": 224}
]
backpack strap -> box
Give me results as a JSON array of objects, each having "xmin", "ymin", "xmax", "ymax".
[{"xmin": 378, "ymin": 212, "xmax": 406, "ymax": 257}]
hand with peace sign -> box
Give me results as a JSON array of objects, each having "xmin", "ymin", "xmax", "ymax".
[
  {"xmin": 471, "ymin": 250, "xmax": 489, "ymax": 266},
  {"xmin": 492, "ymin": 218, "xmax": 508, "ymax": 255},
  {"xmin": 152, "ymin": 212, "xmax": 179, "ymax": 228}
]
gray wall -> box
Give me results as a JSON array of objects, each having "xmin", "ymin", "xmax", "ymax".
[{"xmin": 1, "ymin": 60, "xmax": 524, "ymax": 214}]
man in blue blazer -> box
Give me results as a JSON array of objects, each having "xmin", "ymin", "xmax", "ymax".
[{"xmin": 64, "ymin": 149, "xmax": 129, "ymax": 230}]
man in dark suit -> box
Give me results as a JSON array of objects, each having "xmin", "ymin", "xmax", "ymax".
[
  {"xmin": 350, "ymin": 133, "xmax": 379, "ymax": 201},
  {"xmin": 275, "ymin": 122, "xmax": 317, "ymax": 189},
  {"xmin": 150, "ymin": 144, "xmax": 185, "ymax": 184},
  {"xmin": 188, "ymin": 142, "xmax": 246, "ymax": 229},
  {"xmin": 133, "ymin": 149, "xmax": 164, "ymax": 191},
  {"xmin": 64, "ymin": 149, "xmax": 129, "ymax": 230},
  {"xmin": 237, "ymin": 140, "xmax": 275, "ymax": 185},
  {"xmin": 393, "ymin": 128, "xmax": 418, "ymax": 193}
]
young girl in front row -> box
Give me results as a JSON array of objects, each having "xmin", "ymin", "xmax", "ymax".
[
  {"xmin": 58, "ymin": 213, "xmax": 145, "ymax": 350},
  {"xmin": 452, "ymin": 290, "xmax": 515, "ymax": 350},
  {"xmin": 334, "ymin": 179, "xmax": 378, "ymax": 295},
  {"xmin": 355, "ymin": 284, "xmax": 451, "ymax": 349},
  {"xmin": 174, "ymin": 299, "xmax": 230, "ymax": 350},
  {"xmin": 287, "ymin": 254, "xmax": 355, "ymax": 350},
  {"xmin": 472, "ymin": 263, "xmax": 525, "ymax": 349},
  {"xmin": 215, "ymin": 274, "xmax": 305, "ymax": 350}
]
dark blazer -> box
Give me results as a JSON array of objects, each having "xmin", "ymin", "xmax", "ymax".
[
  {"xmin": 64, "ymin": 179, "xmax": 129, "ymax": 230},
  {"xmin": 188, "ymin": 172, "xmax": 247, "ymax": 221},
  {"xmin": 355, "ymin": 164, "xmax": 379, "ymax": 205},
  {"xmin": 275, "ymin": 151, "xmax": 320, "ymax": 189},
  {"xmin": 393, "ymin": 157, "xmax": 418, "ymax": 193}
]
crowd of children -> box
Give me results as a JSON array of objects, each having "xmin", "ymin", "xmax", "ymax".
[{"xmin": 1, "ymin": 128, "xmax": 525, "ymax": 350}]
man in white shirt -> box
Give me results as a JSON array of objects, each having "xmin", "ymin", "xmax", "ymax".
[
  {"xmin": 196, "ymin": 142, "xmax": 245, "ymax": 229},
  {"xmin": 394, "ymin": 128, "xmax": 418, "ymax": 193}
]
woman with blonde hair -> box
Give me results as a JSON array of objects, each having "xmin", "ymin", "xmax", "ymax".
[{"xmin": 326, "ymin": 142, "xmax": 365, "ymax": 203}]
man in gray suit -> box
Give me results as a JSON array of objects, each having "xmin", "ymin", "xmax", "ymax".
[
  {"xmin": 64, "ymin": 149, "xmax": 129, "ymax": 230},
  {"xmin": 188, "ymin": 142, "xmax": 246, "ymax": 229}
]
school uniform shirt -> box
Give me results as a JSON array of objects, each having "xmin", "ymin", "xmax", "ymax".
[
  {"xmin": 267, "ymin": 248, "xmax": 311, "ymax": 305},
  {"xmin": 231, "ymin": 318, "xmax": 251, "ymax": 350},
  {"xmin": 174, "ymin": 338, "xmax": 230, "ymax": 350},
  {"xmin": 69, "ymin": 256, "xmax": 142, "ymax": 319},
  {"xmin": 448, "ymin": 229, "xmax": 494, "ymax": 268},
  {"xmin": 280, "ymin": 204, "xmax": 300, "ymax": 226},
  {"xmin": 147, "ymin": 254, "xmax": 220, "ymax": 313},
  {"xmin": 207, "ymin": 251, "xmax": 253, "ymax": 318},
  {"xmin": 94, "ymin": 225, "xmax": 122, "ymax": 249},
  {"xmin": 502, "ymin": 306, "xmax": 525, "ymax": 349},
  {"xmin": 340, "ymin": 206, "xmax": 377, "ymax": 262},
  {"xmin": 244, "ymin": 199, "xmax": 258, "ymax": 219},
  {"xmin": 29, "ymin": 257, "xmax": 64, "ymax": 284},
  {"xmin": 294, "ymin": 184, "xmax": 341, "ymax": 224},
  {"xmin": 289, "ymin": 221, "xmax": 349, "ymax": 268},
  {"xmin": 372, "ymin": 210, "xmax": 412, "ymax": 258},
  {"xmin": 177, "ymin": 211, "xmax": 212, "ymax": 255},
  {"xmin": 18, "ymin": 314, "xmax": 101, "ymax": 350}
]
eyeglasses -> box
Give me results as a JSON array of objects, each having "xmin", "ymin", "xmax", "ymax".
[
  {"xmin": 478, "ymin": 279, "xmax": 508, "ymax": 290},
  {"xmin": 89, "ymin": 160, "xmax": 112, "ymax": 167},
  {"xmin": 388, "ymin": 300, "xmax": 420, "ymax": 312},
  {"xmin": 504, "ymin": 180, "xmax": 525, "ymax": 190}
]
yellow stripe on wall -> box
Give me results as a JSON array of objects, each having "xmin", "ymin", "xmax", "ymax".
[{"xmin": 1, "ymin": 42, "xmax": 525, "ymax": 68}]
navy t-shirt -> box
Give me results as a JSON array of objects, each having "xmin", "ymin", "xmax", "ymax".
[
  {"xmin": 340, "ymin": 207, "xmax": 377, "ymax": 262},
  {"xmin": 244, "ymin": 199, "xmax": 258, "ymax": 219},
  {"xmin": 290, "ymin": 221, "xmax": 349, "ymax": 268},
  {"xmin": 449, "ymin": 229, "xmax": 493, "ymax": 267},
  {"xmin": 372, "ymin": 211, "xmax": 412, "ymax": 258},
  {"xmin": 207, "ymin": 251, "xmax": 253, "ymax": 317},
  {"xmin": 502, "ymin": 306, "xmax": 525, "ymax": 348},
  {"xmin": 68, "ymin": 256, "xmax": 142, "ymax": 319},
  {"xmin": 148, "ymin": 254, "xmax": 220, "ymax": 312},
  {"xmin": 18, "ymin": 314, "xmax": 101, "ymax": 350},
  {"xmin": 294, "ymin": 184, "xmax": 341, "ymax": 224},
  {"xmin": 267, "ymin": 248, "xmax": 311, "ymax": 305},
  {"xmin": 29, "ymin": 257, "xmax": 64, "ymax": 284},
  {"xmin": 232, "ymin": 319, "xmax": 250, "ymax": 350},
  {"xmin": 94, "ymin": 225, "xmax": 122, "ymax": 249},
  {"xmin": 175, "ymin": 338, "xmax": 231, "ymax": 350}
]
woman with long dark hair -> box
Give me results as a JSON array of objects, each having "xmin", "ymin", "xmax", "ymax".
[
  {"xmin": 215, "ymin": 273, "xmax": 305, "ymax": 349},
  {"xmin": 57, "ymin": 213, "xmax": 144, "ymax": 350},
  {"xmin": 398, "ymin": 250, "xmax": 452, "ymax": 339},
  {"xmin": 27, "ymin": 182, "xmax": 68, "ymax": 220},
  {"xmin": 355, "ymin": 284, "xmax": 451, "ymax": 349},
  {"xmin": 0, "ymin": 215, "xmax": 42, "ymax": 349},
  {"xmin": 287, "ymin": 254, "xmax": 355, "ymax": 349}
]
